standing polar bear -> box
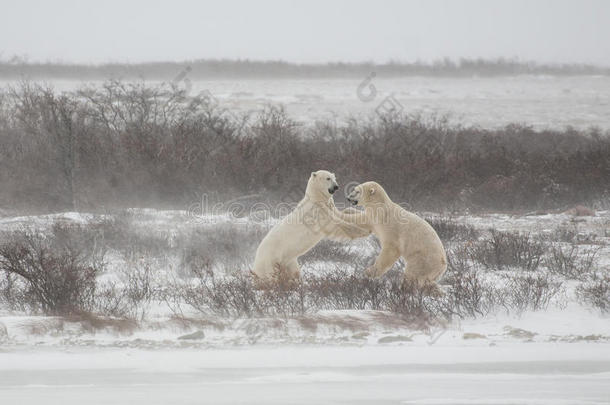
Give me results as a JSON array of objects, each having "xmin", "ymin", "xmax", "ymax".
[
  {"xmin": 252, "ymin": 170, "xmax": 370, "ymax": 285},
  {"xmin": 345, "ymin": 181, "xmax": 447, "ymax": 288}
]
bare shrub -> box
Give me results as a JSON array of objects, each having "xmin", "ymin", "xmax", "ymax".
[
  {"xmin": 2, "ymin": 81, "xmax": 609, "ymax": 212},
  {"xmin": 425, "ymin": 216, "xmax": 479, "ymax": 242},
  {"xmin": 258, "ymin": 272, "xmax": 310, "ymax": 317},
  {"xmin": 166, "ymin": 259, "xmax": 568, "ymax": 322},
  {"xmin": 502, "ymin": 274, "xmax": 563, "ymax": 313},
  {"xmin": 577, "ymin": 275, "xmax": 610, "ymax": 313},
  {"xmin": 93, "ymin": 282, "xmax": 130, "ymax": 318},
  {"xmin": 440, "ymin": 245, "xmax": 503, "ymax": 317},
  {"xmin": 307, "ymin": 266, "xmax": 387, "ymax": 311},
  {"xmin": 182, "ymin": 265, "xmax": 311, "ymax": 318},
  {"xmin": 120, "ymin": 261, "xmax": 157, "ymax": 320},
  {"xmin": 469, "ymin": 230, "xmax": 547, "ymax": 271},
  {"xmin": 176, "ymin": 266, "xmax": 262, "ymax": 318},
  {"xmin": 0, "ymin": 272, "xmax": 29, "ymax": 312},
  {"xmin": 0, "ymin": 231, "xmax": 99, "ymax": 315},
  {"xmin": 545, "ymin": 244, "xmax": 599, "ymax": 279},
  {"xmin": 446, "ymin": 244, "xmax": 479, "ymax": 274},
  {"xmin": 385, "ymin": 279, "xmax": 445, "ymax": 325},
  {"xmin": 442, "ymin": 269, "xmax": 498, "ymax": 317}
]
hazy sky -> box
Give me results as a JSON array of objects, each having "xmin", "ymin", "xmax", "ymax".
[{"xmin": 1, "ymin": 0, "xmax": 609, "ymax": 65}]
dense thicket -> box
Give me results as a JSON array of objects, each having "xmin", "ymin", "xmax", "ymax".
[{"xmin": 1, "ymin": 81, "xmax": 608, "ymax": 213}]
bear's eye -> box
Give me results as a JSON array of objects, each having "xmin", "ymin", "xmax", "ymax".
[{"xmin": 327, "ymin": 177, "xmax": 330, "ymax": 180}]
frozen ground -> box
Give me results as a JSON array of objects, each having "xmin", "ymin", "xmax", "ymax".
[
  {"xmin": 0, "ymin": 208, "xmax": 608, "ymax": 403},
  {"xmin": 1, "ymin": 345, "xmax": 609, "ymax": 404},
  {"xmin": 2, "ymin": 75, "xmax": 610, "ymax": 129}
]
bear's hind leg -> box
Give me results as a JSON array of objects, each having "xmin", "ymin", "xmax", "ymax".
[
  {"xmin": 286, "ymin": 259, "xmax": 301, "ymax": 281},
  {"xmin": 403, "ymin": 252, "xmax": 445, "ymax": 296}
]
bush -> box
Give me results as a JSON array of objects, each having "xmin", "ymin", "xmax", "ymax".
[
  {"xmin": 502, "ymin": 274, "xmax": 563, "ymax": 313},
  {"xmin": 442, "ymin": 269, "xmax": 498, "ymax": 317},
  {"xmin": 93, "ymin": 282, "xmax": 131, "ymax": 318},
  {"xmin": 120, "ymin": 260, "xmax": 157, "ymax": 320},
  {"xmin": 425, "ymin": 216, "xmax": 479, "ymax": 243},
  {"xmin": 577, "ymin": 275, "xmax": 610, "ymax": 313},
  {"xmin": 469, "ymin": 230, "xmax": 547, "ymax": 271},
  {"xmin": 0, "ymin": 217, "xmax": 589, "ymax": 322},
  {"xmin": 0, "ymin": 272, "xmax": 28, "ymax": 312},
  {"xmin": 1, "ymin": 81, "xmax": 609, "ymax": 212},
  {"xmin": 172, "ymin": 266, "xmax": 262, "ymax": 318},
  {"xmin": 384, "ymin": 279, "xmax": 446, "ymax": 324},
  {"xmin": 307, "ymin": 266, "xmax": 388, "ymax": 311},
  {"xmin": 168, "ymin": 260, "xmax": 564, "ymax": 322},
  {"xmin": 545, "ymin": 244, "xmax": 599, "ymax": 279},
  {"xmin": 0, "ymin": 231, "xmax": 99, "ymax": 315}
]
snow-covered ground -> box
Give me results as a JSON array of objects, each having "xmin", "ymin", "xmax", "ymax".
[
  {"xmin": 0, "ymin": 208, "xmax": 608, "ymax": 404},
  {"xmin": 1, "ymin": 344, "xmax": 609, "ymax": 404}
]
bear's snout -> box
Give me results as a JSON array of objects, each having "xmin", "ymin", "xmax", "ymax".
[{"xmin": 329, "ymin": 184, "xmax": 339, "ymax": 194}]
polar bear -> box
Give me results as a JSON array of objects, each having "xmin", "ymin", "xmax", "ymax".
[
  {"xmin": 344, "ymin": 181, "xmax": 447, "ymax": 288},
  {"xmin": 252, "ymin": 170, "xmax": 370, "ymax": 285}
]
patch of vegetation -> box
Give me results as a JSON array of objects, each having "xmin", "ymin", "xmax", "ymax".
[
  {"xmin": 0, "ymin": 230, "xmax": 100, "ymax": 315},
  {"xmin": 577, "ymin": 275, "xmax": 610, "ymax": 313},
  {"xmin": 545, "ymin": 244, "xmax": 599, "ymax": 279},
  {"xmin": 0, "ymin": 217, "xmax": 594, "ymax": 323},
  {"xmin": 468, "ymin": 230, "xmax": 547, "ymax": 271},
  {"xmin": 424, "ymin": 216, "xmax": 479, "ymax": 243},
  {"xmin": 1, "ymin": 81, "xmax": 608, "ymax": 213}
]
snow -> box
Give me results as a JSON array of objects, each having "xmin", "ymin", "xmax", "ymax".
[
  {"xmin": 1, "ymin": 345, "xmax": 609, "ymax": 404},
  {"xmin": 0, "ymin": 208, "xmax": 608, "ymax": 404},
  {"xmin": 2, "ymin": 342, "xmax": 609, "ymax": 371}
]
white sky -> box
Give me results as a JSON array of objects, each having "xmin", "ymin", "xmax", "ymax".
[{"xmin": 1, "ymin": 0, "xmax": 609, "ymax": 65}]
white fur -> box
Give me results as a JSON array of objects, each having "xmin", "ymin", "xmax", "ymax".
[
  {"xmin": 252, "ymin": 170, "xmax": 370, "ymax": 284},
  {"xmin": 343, "ymin": 181, "xmax": 447, "ymax": 287}
]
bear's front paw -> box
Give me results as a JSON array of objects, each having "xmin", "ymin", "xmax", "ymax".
[{"xmin": 364, "ymin": 266, "xmax": 379, "ymax": 278}]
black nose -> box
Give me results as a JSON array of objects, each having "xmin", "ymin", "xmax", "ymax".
[{"xmin": 333, "ymin": 185, "xmax": 339, "ymax": 191}]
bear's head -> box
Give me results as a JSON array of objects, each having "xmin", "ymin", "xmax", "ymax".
[
  {"xmin": 306, "ymin": 170, "xmax": 339, "ymax": 201},
  {"xmin": 346, "ymin": 181, "xmax": 389, "ymax": 207}
]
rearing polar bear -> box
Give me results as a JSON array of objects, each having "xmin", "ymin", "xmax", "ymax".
[
  {"xmin": 252, "ymin": 170, "xmax": 370, "ymax": 284},
  {"xmin": 345, "ymin": 181, "xmax": 447, "ymax": 288}
]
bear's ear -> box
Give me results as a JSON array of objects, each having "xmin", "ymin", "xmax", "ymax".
[
  {"xmin": 369, "ymin": 187, "xmax": 376, "ymax": 195},
  {"xmin": 311, "ymin": 172, "xmax": 317, "ymax": 178}
]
